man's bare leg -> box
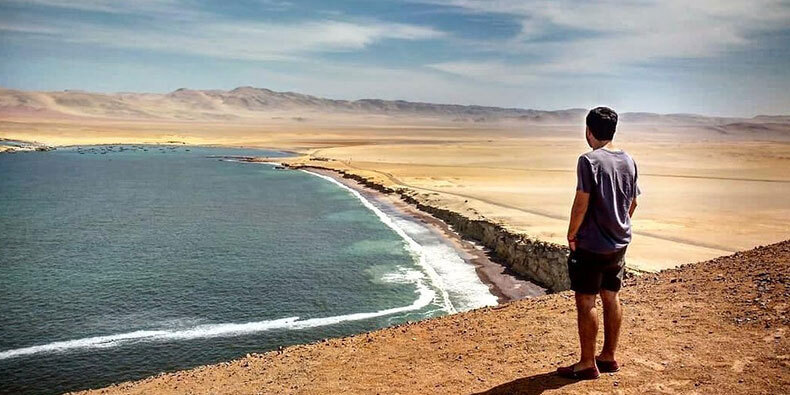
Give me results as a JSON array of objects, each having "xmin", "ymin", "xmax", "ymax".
[
  {"xmin": 575, "ymin": 292, "xmax": 598, "ymax": 370},
  {"xmin": 598, "ymin": 289, "xmax": 622, "ymax": 361}
]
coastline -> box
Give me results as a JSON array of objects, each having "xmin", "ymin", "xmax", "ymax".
[
  {"xmin": 3, "ymin": 116, "xmax": 789, "ymax": 272},
  {"xmin": 254, "ymin": 158, "xmax": 575, "ymax": 293},
  {"xmin": 80, "ymin": 241, "xmax": 790, "ymax": 394},
  {"xmin": 2, "ymin": 143, "xmax": 538, "ymax": 303},
  {"xmin": 303, "ymin": 167, "xmax": 546, "ymax": 303},
  {"xmin": 4, "ymin": 142, "xmax": 787, "ymax": 394},
  {"xmin": 0, "ymin": 138, "xmax": 304, "ymax": 157},
  {"xmin": 3, "ymin": 142, "xmax": 551, "ymax": 301}
]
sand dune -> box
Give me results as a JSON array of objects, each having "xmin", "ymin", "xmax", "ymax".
[
  {"xmin": 2, "ymin": 86, "xmax": 588, "ymax": 121},
  {"xmin": 3, "ymin": 86, "xmax": 784, "ymax": 128}
]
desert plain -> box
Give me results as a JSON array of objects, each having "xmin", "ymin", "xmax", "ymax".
[{"xmin": 2, "ymin": 87, "xmax": 788, "ymax": 272}]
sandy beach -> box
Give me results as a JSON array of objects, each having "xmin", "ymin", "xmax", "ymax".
[{"xmin": 304, "ymin": 167, "xmax": 546, "ymax": 302}]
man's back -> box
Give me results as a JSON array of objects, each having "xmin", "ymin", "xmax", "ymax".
[
  {"xmin": 575, "ymin": 147, "xmax": 640, "ymax": 254},
  {"xmin": 560, "ymin": 106, "xmax": 635, "ymax": 380}
]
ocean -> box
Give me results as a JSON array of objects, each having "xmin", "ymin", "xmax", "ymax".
[{"xmin": 0, "ymin": 146, "xmax": 496, "ymax": 394}]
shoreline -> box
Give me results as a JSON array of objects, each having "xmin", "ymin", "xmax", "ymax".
[
  {"xmin": 1, "ymin": 143, "xmax": 538, "ymax": 303},
  {"xmin": 256, "ymin": 159, "xmax": 575, "ymax": 293},
  {"xmin": 0, "ymin": 138, "xmax": 304, "ymax": 157},
  {"xmin": 80, "ymin": 241, "xmax": 790, "ymax": 394},
  {"xmin": 4, "ymin": 141, "xmax": 786, "ymax": 394},
  {"xmin": 303, "ymin": 167, "xmax": 546, "ymax": 303}
]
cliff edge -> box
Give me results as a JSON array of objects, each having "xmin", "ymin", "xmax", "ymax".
[{"xmin": 80, "ymin": 241, "xmax": 789, "ymax": 394}]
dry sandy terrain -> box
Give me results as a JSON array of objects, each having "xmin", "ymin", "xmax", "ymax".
[
  {"xmin": 77, "ymin": 241, "xmax": 790, "ymax": 394},
  {"xmin": 3, "ymin": 88, "xmax": 789, "ymax": 393},
  {"xmin": 2, "ymin": 113, "xmax": 789, "ymax": 272},
  {"xmin": 289, "ymin": 132, "xmax": 790, "ymax": 272}
]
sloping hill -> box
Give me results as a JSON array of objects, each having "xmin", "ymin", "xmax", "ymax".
[
  {"xmin": 4, "ymin": 86, "xmax": 778, "ymax": 126},
  {"xmin": 0, "ymin": 86, "xmax": 588, "ymax": 122},
  {"xmin": 80, "ymin": 241, "xmax": 789, "ymax": 394}
]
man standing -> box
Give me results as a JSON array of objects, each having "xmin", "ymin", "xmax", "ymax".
[{"xmin": 557, "ymin": 107, "xmax": 640, "ymax": 380}]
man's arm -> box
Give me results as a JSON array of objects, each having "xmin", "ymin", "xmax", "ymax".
[
  {"xmin": 629, "ymin": 197, "xmax": 638, "ymax": 218},
  {"xmin": 567, "ymin": 190, "xmax": 590, "ymax": 251}
]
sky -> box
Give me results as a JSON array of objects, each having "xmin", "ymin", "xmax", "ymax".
[{"xmin": 1, "ymin": 0, "xmax": 789, "ymax": 116}]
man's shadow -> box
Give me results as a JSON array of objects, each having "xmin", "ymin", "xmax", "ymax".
[{"xmin": 473, "ymin": 372, "xmax": 574, "ymax": 395}]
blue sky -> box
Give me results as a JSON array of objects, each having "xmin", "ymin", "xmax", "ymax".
[{"xmin": 1, "ymin": 0, "xmax": 789, "ymax": 116}]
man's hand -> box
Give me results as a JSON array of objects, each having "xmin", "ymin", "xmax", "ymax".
[{"xmin": 567, "ymin": 190, "xmax": 589, "ymax": 251}]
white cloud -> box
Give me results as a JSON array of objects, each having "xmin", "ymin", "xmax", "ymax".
[
  {"xmin": 2, "ymin": 0, "xmax": 445, "ymax": 61},
  {"xmin": 14, "ymin": 0, "xmax": 297, "ymax": 15},
  {"xmin": 60, "ymin": 20, "xmax": 443, "ymax": 61},
  {"xmin": 3, "ymin": 0, "xmax": 787, "ymax": 115},
  {"xmin": 0, "ymin": 2, "xmax": 445, "ymax": 61},
  {"xmin": 421, "ymin": 0, "xmax": 790, "ymax": 79},
  {"xmin": 7, "ymin": 0, "xmax": 204, "ymax": 19}
]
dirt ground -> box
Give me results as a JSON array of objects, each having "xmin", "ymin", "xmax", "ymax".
[{"xmin": 79, "ymin": 240, "xmax": 789, "ymax": 395}]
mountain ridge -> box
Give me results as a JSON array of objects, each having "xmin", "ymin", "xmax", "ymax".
[{"xmin": 0, "ymin": 86, "xmax": 782, "ymax": 123}]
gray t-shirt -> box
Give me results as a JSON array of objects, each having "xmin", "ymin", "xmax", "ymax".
[{"xmin": 575, "ymin": 148, "xmax": 640, "ymax": 253}]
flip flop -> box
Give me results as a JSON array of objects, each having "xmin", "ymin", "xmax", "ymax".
[
  {"xmin": 595, "ymin": 358, "xmax": 620, "ymax": 373},
  {"xmin": 556, "ymin": 364, "xmax": 600, "ymax": 380}
]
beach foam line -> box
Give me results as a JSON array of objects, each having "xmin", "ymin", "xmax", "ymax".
[
  {"xmin": 300, "ymin": 170, "xmax": 459, "ymax": 314},
  {"xmin": 301, "ymin": 169, "xmax": 498, "ymax": 312},
  {"xmin": 0, "ymin": 269, "xmax": 435, "ymax": 361},
  {"xmin": 390, "ymin": 218, "xmax": 498, "ymax": 311}
]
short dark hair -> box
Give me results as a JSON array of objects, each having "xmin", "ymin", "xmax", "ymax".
[{"xmin": 586, "ymin": 106, "xmax": 618, "ymax": 141}]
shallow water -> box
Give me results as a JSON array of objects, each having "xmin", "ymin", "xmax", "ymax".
[{"xmin": 0, "ymin": 146, "xmax": 494, "ymax": 394}]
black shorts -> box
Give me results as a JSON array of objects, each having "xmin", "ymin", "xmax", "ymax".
[{"xmin": 568, "ymin": 246, "xmax": 627, "ymax": 294}]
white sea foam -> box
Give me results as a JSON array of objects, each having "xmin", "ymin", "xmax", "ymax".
[
  {"xmin": 301, "ymin": 170, "xmax": 498, "ymax": 312},
  {"xmin": 301, "ymin": 170, "xmax": 458, "ymax": 313},
  {"xmin": 389, "ymin": 218, "xmax": 498, "ymax": 311},
  {"xmin": 0, "ymin": 269, "xmax": 434, "ymax": 361}
]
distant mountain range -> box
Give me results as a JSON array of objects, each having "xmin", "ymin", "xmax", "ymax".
[{"xmin": 0, "ymin": 86, "xmax": 786, "ymax": 124}]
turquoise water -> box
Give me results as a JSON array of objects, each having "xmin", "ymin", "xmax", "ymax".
[{"xmin": 0, "ymin": 146, "xmax": 466, "ymax": 394}]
